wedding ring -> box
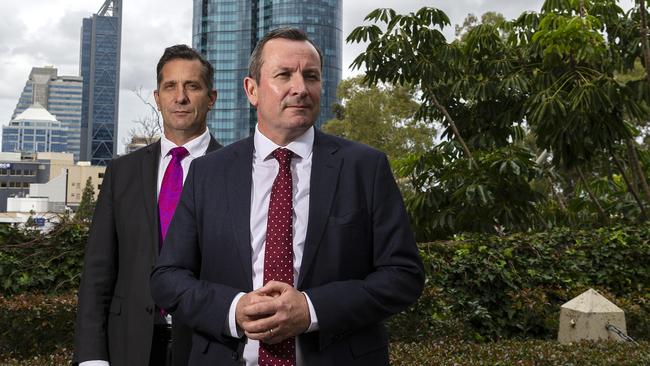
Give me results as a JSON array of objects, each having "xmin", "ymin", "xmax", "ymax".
[{"xmin": 269, "ymin": 328, "xmax": 274, "ymax": 334}]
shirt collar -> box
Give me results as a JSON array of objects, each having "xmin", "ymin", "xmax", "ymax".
[
  {"xmin": 160, "ymin": 128, "xmax": 211, "ymax": 159},
  {"xmin": 253, "ymin": 125, "xmax": 314, "ymax": 161}
]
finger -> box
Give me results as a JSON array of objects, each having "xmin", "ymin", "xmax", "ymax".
[
  {"xmin": 258, "ymin": 280, "xmax": 291, "ymax": 296},
  {"xmin": 243, "ymin": 298, "xmax": 278, "ymax": 317},
  {"xmin": 241, "ymin": 313, "xmax": 278, "ymax": 334},
  {"xmin": 247, "ymin": 292, "xmax": 275, "ymax": 305},
  {"xmin": 245, "ymin": 328, "xmax": 288, "ymax": 344}
]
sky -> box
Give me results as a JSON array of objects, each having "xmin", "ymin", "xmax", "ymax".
[{"xmin": 0, "ymin": 0, "xmax": 635, "ymax": 153}]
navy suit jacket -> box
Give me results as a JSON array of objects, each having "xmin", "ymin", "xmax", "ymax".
[{"xmin": 151, "ymin": 130, "xmax": 424, "ymax": 365}]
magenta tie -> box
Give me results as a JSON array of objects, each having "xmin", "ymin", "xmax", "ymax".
[
  {"xmin": 259, "ymin": 148, "xmax": 296, "ymax": 366},
  {"xmin": 158, "ymin": 146, "xmax": 189, "ymax": 244}
]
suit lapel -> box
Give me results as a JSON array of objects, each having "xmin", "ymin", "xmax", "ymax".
[
  {"xmin": 142, "ymin": 140, "xmax": 161, "ymax": 259},
  {"xmin": 206, "ymin": 134, "xmax": 222, "ymax": 153},
  {"xmin": 226, "ymin": 138, "xmax": 254, "ymax": 290},
  {"xmin": 298, "ymin": 131, "xmax": 341, "ymax": 288}
]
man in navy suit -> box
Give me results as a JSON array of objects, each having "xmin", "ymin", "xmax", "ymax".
[{"xmin": 151, "ymin": 27, "xmax": 424, "ymax": 366}]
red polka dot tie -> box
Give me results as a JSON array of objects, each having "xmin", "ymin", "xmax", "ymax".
[
  {"xmin": 158, "ymin": 146, "xmax": 189, "ymax": 244},
  {"xmin": 259, "ymin": 147, "xmax": 296, "ymax": 366}
]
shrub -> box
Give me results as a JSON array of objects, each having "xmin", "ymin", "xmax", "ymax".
[
  {"xmin": 410, "ymin": 224, "xmax": 650, "ymax": 340},
  {"xmin": 0, "ymin": 217, "xmax": 88, "ymax": 295},
  {"xmin": 389, "ymin": 339, "xmax": 650, "ymax": 365},
  {"xmin": 0, "ymin": 292, "xmax": 76, "ymax": 360}
]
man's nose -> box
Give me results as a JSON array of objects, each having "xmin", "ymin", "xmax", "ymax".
[
  {"xmin": 290, "ymin": 74, "xmax": 308, "ymax": 97},
  {"xmin": 174, "ymin": 86, "xmax": 189, "ymax": 103}
]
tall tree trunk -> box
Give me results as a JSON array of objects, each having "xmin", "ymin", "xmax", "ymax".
[
  {"xmin": 612, "ymin": 153, "xmax": 648, "ymax": 220},
  {"xmin": 576, "ymin": 166, "xmax": 608, "ymax": 224},
  {"xmin": 640, "ymin": 0, "xmax": 650, "ymax": 85},
  {"xmin": 626, "ymin": 138, "xmax": 650, "ymax": 203},
  {"xmin": 430, "ymin": 93, "xmax": 474, "ymax": 162}
]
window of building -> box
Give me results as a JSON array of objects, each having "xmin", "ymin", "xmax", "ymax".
[{"xmin": 98, "ymin": 172, "xmax": 104, "ymax": 178}]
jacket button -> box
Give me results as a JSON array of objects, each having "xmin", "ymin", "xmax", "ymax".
[
  {"xmin": 146, "ymin": 306, "xmax": 153, "ymax": 314},
  {"xmin": 231, "ymin": 352, "xmax": 238, "ymax": 360}
]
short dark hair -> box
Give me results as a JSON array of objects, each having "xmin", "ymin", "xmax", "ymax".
[
  {"xmin": 156, "ymin": 44, "xmax": 214, "ymax": 91},
  {"xmin": 248, "ymin": 27, "xmax": 323, "ymax": 83}
]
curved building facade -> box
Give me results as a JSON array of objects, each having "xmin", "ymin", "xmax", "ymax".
[{"xmin": 193, "ymin": 0, "xmax": 342, "ymax": 145}]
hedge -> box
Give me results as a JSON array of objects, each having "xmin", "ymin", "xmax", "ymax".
[
  {"xmin": 388, "ymin": 224, "xmax": 650, "ymax": 341},
  {"xmin": 389, "ymin": 339, "xmax": 650, "ymax": 365},
  {"xmin": 0, "ymin": 218, "xmax": 87, "ymax": 295},
  {"xmin": 1, "ymin": 222, "xmax": 648, "ymax": 362},
  {"xmin": 0, "ymin": 292, "xmax": 76, "ymax": 360}
]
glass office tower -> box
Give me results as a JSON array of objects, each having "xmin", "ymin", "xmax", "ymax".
[
  {"xmin": 11, "ymin": 67, "xmax": 83, "ymax": 160},
  {"xmin": 2, "ymin": 105, "xmax": 67, "ymax": 154},
  {"xmin": 193, "ymin": 0, "xmax": 342, "ymax": 145},
  {"xmin": 79, "ymin": 0, "xmax": 122, "ymax": 165}
]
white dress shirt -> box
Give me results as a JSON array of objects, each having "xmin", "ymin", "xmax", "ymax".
[
  {"xmin": 157, "ymin": 128, "xmax": 212, "ymax": 197},
  {"xmin": 226, "ymin": 125, "xmax": 319, "ymax": 366},
  {"xmin": 80, "ymin": 128, "xmax": 212, "ymax": 366}
]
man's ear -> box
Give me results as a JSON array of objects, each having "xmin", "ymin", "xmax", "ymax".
[
  {"xmin": 153, "ymin": 89, "xmax": 161, "ymax": 110},
  {"xmin": 243, "ymin": 77, "xmax": 258, "ymax": 107},
  {"xmin": 208, "ymin": 90, "xmax": 217, "ymax": 108}
]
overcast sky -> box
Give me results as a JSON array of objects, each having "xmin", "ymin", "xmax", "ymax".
[{"xmin": 0, "ymin": 0, "xmax": 635, "ymax": 153}]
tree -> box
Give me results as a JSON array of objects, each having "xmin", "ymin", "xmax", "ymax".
[
  {"xmin": 454, "ymin": 11, "xmax": 506, "ymax": 40},
  {"xmin": 348, "ymin": 3, "xmax": 650, "ymax": 239},
  {"xmin": 517, "ymin": 0, "xmax": 650, "ymax": 221},
  {"xmin": 348, "ymin": 8, "xmax": 546, "ymax": 240},
  {"xmin": 75, "ymin": 177, "xmax": 96, "ymax": 222},
  {"xmin": 124, "ymin": 87, "xmax": 162, "ymax": 146},
  {"xmin": 321, "ymin": 75, "xmax": 432, "ymax": 159}
]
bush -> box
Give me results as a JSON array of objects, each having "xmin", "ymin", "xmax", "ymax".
[
  {"xmin": 406, "ymin": 224, "xmax": 650, "ymax": 340},
  {"xmin": 0, "ymin": 217, "xmax": 88, "ymax": 295},
  {"xmin": 0, "ymin": 291, "xmax": 76, "ymax": 360},
  {"xmin": 389, "ymin": 339, "xmax": 650, "ymax": 365}
]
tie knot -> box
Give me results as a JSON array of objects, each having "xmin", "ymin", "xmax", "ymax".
[
  {"xmin": 169, "ymin": 146, "xmax": 189, "ymax": 161},
  {"xmin": 272, "ymin": 148, "xmax": 293, "ymax": 168}
]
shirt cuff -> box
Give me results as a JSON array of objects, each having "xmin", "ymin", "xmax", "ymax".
[
  {"xmin": 225, "ymin": 292, "xmax": 246, "ymax": 338},
  {"xmin": 303, "ymin": 292, "xmax": 319, "ymax": 332},
  {"xmin": 79, "ymin": 361, "xmax": 110, "ymax": 366}
]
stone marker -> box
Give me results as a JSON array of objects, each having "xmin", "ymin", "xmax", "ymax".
[{"xmin": 557, "ymin": 288, "xmax": 627, "ymax": 344}]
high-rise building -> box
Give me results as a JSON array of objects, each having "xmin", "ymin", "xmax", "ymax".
[
  {"xmin": 80, "ymin": 0, "xmax": 122, "ymax": 166},
  {"xmin": 11, "ymin": 67, "xmax": 83, "ymax": 160},
  {"xmin": 192, "ymin": 0, "xmax": 342, "ymax": 145},
  {"xmin": 2, "ymin": 104, "xmax": 68, "ymax": 154}
]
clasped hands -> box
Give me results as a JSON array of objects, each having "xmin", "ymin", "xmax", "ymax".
[{"xmin": 235, "ymin": 280, "xmax": 310, "ymax": 344}]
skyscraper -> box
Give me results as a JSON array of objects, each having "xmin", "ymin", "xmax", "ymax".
[
  {"xmin": 192, "ymin": 0, "xmax": 342, "ymax": 145},
  {"xmin": 2, "ymin": 104, "xmax": 67, "ymax": 154},
  {"xmin": 11, "ymin": 67, "xmax": 83, "ymax": 160},
  {"xmin": 80, "ymin": 0, "xmax": 122, "ymax": 166}
]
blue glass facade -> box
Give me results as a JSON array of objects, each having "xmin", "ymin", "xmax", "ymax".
[
  {"xmin": 2, "ymin": 117, "xmax": 67, "ymax": 154},
  {"xmin": 11, "ymin": 68, "xmax": 83, "ymax": 160},
  {"xmin": 80, "ymin": 0, "xmax": 122, "ymax": 166},
  {"xmin": 192, "ymin": 0, "xmax": 342, "ymax": 145}
]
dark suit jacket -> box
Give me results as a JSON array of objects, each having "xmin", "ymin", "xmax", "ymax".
[
  {"xmin": 73, "ymin": 137, "xmax": 221, "ymax": 366},
  {"xmin": 151, "ymin": 130, "xmax": 424, "ymax": 365}
]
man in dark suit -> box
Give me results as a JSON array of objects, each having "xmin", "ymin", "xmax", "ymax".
[
  {"xmin": 151, "ymin": 28, "xmax": 424, "ymax": 365},
  {"xmin": 73, "ymin": 45, "xmax": 221, "ymax": 366}
]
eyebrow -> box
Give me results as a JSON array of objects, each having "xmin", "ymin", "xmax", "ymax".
[{"xmin": 161, "ymin": 79, "xmax": 202, "ymax": 87}]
